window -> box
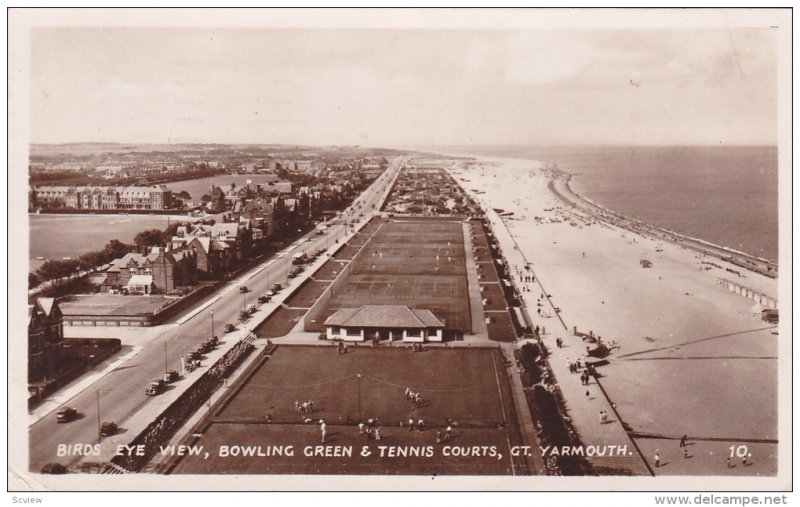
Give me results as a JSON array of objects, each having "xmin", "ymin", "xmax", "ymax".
[
  {"xmin": 346, "ymin": 328, "xmax": 361, "ymax": 337},
  {"xmin": 406, "ymin": 329, "xmax": 421, "ymax": 337},
  {"xmin": 331, "ymin": 327, "xmax": 341, "ymax": 335}
]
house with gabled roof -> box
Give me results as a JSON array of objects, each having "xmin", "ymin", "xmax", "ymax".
[{"xmin": 28, "ymin": 297, "xmax": 64, "ymax": 383}]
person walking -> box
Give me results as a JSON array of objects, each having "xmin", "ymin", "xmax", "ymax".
[
  {"xmin": 679, "ymin": 434, "xmax": 687, "ymax": 447},
  {"xmin": 408, "ymin": 418, "xmax": 415, "ymax": 431},
  {"xmin": 320, "ymin": 421, "xmax": 327, "ymax": 443},
  {"xmin": 654, "ymin": 451, "xmax": 660, "ymax": 468},
  {"xmin": 436, "ymin": 430, "xmax": 442, "ymax": 444},
  {"xmin": 374, "ymin": 427, "xmax": 381, "ymax": 441}
]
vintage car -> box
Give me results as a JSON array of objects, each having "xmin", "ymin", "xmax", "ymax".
[
  {"xmin": 56, "ymin": 407, "xmax": 77, "ymax": 423},
  {"xmin": 100, "ymin": 421, "xmax": 118, "ymax": 436},
  {"xmin": 145, "ymin": 379, "xmax": 166, "ymax": 396}
]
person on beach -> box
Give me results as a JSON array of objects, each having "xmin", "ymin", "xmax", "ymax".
[
  {"xmin": 436, "ymin": 430, "xmax": 442, "ymax": 444},
  {"xmin": 679, "ymin": 435, "xmax": 687, "ymax": 447},
  {"xmin": 408, "ymin": 418, "xmax": 415, "ymax": 431},
  {"xmin": 359, "ymin": 422, "xmax": 365, "ymax": 434},
  {"xmin": 320, "ymin": 421, "xmax": 327, "ymax": 443},
  {"xmin": 654, "ymin": 451, "xmax": 660, "ymax": 468}
]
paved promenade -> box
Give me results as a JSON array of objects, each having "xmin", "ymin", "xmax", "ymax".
[{"xmin": 480, "ymin": 206, "xmax": 651, "ymax": 475}]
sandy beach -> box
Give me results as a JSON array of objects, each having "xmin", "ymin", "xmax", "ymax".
[{"xmin": 447, "ymin": 155, "xmax": 779, "ymax": 476}]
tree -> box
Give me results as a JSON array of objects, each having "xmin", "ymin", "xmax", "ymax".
[
  {"xmin": 78, "ymin": 251, "xmax": 105, "ymax": 271},
  {"xmin": 37, "ymin": 260, "xmax": 67, "ymax": 283},
  {"xmin": 28, "ymin": 272, "xmax": 42, "ymax": 289},
  {"xmin": 134, "ymin": 228, "xmax": 168, "ymax": 251},
  {"xmin": 175, "ymin": 190, "xmax": 191, "ymax": 200},
  {"xmin": 103, "ymin": 239, "xmax": 133, "ymax": 260}
]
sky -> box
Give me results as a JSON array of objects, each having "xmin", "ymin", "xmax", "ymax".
[{"xmin": 29, "ymin": 26, "xmax": 778, "ymax": 147}]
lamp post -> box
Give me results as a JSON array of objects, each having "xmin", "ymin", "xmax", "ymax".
[
  {"xmin": 357, "ymin": 373, "xmax": 363, "ymax": 421},
  {"xmin": 210, "ymin": 310, "xmax": 215, "ymax": 338},
  {"xmin": 96, "ymin": 390, "xmax": 102, "ymax": 443}
]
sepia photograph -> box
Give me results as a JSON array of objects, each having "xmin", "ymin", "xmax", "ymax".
[{"xmin": 6, "ymin": 6, "xmax": 793, "ymax": 496}]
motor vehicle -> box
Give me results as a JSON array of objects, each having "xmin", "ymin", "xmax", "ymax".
[
  {"xmin": 272, "ymin": 283, "xmax": 283, "ymax": 292},
  {"xmin": 224, "ymin": 323, "xmax": 236, "ymax": 333},
  {"xmin": 248, "ymin": 304, "xmax": 257, "ymax": 314},
  {"xmin": 258, "ymin": 295, "xmax": 271, "ymax": 304},
  {"xmin": 266, "ymin": 289, "xmax": 275, "ymax": 297},
  {"xmin": 292, "ymin": 253, "xmax": 308, "ymax": 265},
  {"xmin": 56, "ymin": 407, "xmax": 77, "ymax": 423},
  {"xmin": 100, "ymin": 421, "xmax": 118, "ymax": 436},
  {"xmin": 186, "ymin": 350, "xmax": 201, "ymax": 361},
  {"xmin": 239, "ymin": 286, "xmax": 249, "ymax": 293},
  {"xmin": 239, "ymin": 310, "xmax": 249, "ymax": 321},
  {"xmin": 164, "ymin": 370, "xmax": 180, "ymax": 383},
  {"xmin": 145, "ymin": 379, "xmax": 166, "ymax": 396},
  {"xmin": 207, "ymin": 335, "xmax": 220, "ymax": 347}
]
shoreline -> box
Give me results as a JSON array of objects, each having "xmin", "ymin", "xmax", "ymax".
[
  {"xmin": 424, "ymin": 149, "xmax": 778, "ymax": 277},
  {"xmin": 548, "ymin": 169, "xmax": 778, "ymax": 279},
  {"xmin": 448, "ymin": 154, "xmax": 778, "ymax": 477}
]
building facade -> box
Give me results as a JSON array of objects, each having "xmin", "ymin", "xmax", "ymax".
[
  {"xmin": 28, "ymin": 298, "xmax": 65, "ymax": 383},
  {"xmin": 30, "ymin": 184, "xmax": 173, "ymax": 210},
  {"xmin": 324, "ymin": 305, "xmax": 445, "ymax": 343}
]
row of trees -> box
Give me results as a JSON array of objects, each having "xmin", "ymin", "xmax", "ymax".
[
  {"xmin": 28, "ymin": 221, "xmax": 201, "ymax": 289},
  {"xmin": 30, "ymin": 239, "xmax": 134, "ymax": 288}
]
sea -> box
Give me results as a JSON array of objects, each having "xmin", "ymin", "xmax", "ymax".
[
  {"xmin": 28, "ymin": 147, "xmax": 780, "ymax": 271},
  {"xmin": 432, "ymin": 145, "xmax": 779, "ymax": 263}
]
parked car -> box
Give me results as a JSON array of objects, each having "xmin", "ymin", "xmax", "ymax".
[
  {"xmin": 224, "ymin": 323, "xmax": 236, "ymax": 333},
  {"xmin": 258, "ymin": 295, "xmax": 270, "ymax": 304},
  {"xmin": 145, "ymin": 379, "xmax": 166, "ymax": 396},
  {"xmin": 272, "ymin": 283, "xmax": 283, "ymax": 292},
  {"xmin": 239, "ymin": 310, "xmax": 249, "ymax": 321},
  {"xmin": 239, "ymin": 286, "xmax": 249, "ymax": 293},
  {"xmin": 248, "ymin": 304, "xmax": 257, "ymax": 314},
  {"xmin": 56, "ymin": 407, "xmax": 77, "ymax": 423},
  {"xmin": 100, "ymin": 421, "xmax": 118, "ymax": 436},
  {"xmin": 163, "ymin": 370, "xmax": 180, "ymax": 383}
]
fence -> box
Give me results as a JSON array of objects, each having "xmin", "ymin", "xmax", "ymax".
[{"xmin": 110, "ymin": 336, "xmax": 255, "ymax": 472}]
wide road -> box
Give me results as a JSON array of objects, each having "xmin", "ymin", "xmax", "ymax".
[{"xmin": 28, "ymin": 158, "xmax": 404, "ymax": 471}]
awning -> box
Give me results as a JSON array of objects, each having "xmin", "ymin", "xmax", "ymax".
[{"xmin": 127, "ymin": 274, "xmax": 153, "ymax": 287}]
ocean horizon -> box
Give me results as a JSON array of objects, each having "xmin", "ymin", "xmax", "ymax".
[{"xmin": 425, "ymin": 145, "xmax": 778, "ymax": 263}]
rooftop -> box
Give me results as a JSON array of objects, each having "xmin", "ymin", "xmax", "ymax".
[{"xmin": 324, "ymin": 305, "xmax": 445, "ymax": 329}]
